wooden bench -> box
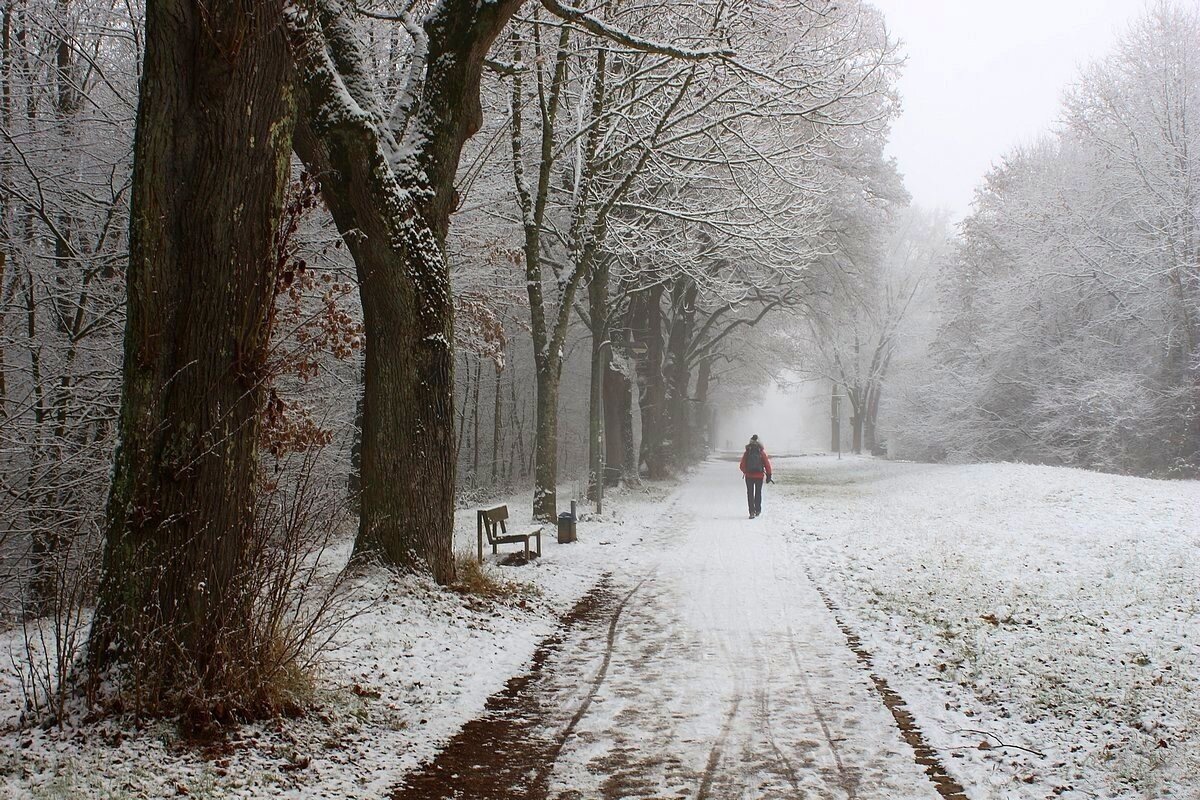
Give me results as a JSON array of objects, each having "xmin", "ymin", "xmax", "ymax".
[{"xmin": 477, "ymin": 504, "xmax": 543, "ymax": 563}]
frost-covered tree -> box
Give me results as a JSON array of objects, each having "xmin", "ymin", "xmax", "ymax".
[
  {"xmin": 0, "ymin": 0, "xmax": 137, "ymax": 618},
  {"xmin": 285, "ymin": 0, "xmax": 527, "ymax": 579},
  {"xmin": 896, "ymin": 2, "xmax": 1200, "ymax": 474},
  {"xmin": 502, "ymin": 0, "xmax": 899, "ymax": 512},
  {"xmin": 504, "ymin": 1, "xmax": 743, "ymax": 518},
  {"xmin": 800, "ymin": 205, "xmax": 949, "ymax": 454}
]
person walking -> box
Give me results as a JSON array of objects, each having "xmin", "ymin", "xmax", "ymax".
[{"xmin": 739, "ymin": 434, "xmax": 773, "ymax": 518}]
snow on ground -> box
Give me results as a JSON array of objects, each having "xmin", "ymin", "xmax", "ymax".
[
  {"xmin": 2, "ymin": 457, "xmax": 1198, "ymax": 800},
  {"xmin": 514, "ymin": 459, "xmax": 940, "ymax": 799},
  {"xmin": 780, "ymin": 455, "xmax": 1200, "ymax": 800},
  {"xmin": 0, "ymin": 483, "xmax": 671, "ymax": 800}
]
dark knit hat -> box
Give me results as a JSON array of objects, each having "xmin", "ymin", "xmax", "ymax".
[{"xmin": 750, "ymin": 434, "xmax": 759, "ymax": 441}]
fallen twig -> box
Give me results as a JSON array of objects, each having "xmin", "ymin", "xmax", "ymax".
[{"xmin": 952, "ymin": 728, "xmax": 1046, "ymax": 758}]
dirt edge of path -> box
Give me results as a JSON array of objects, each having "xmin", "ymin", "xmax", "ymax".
[
  {"xmin": 391, "ymin": 574, "xmax": 629, "ymax": 800},
  {"xmin": 807, "ymin": 572, "xmax": 971, "ymax": 800}
]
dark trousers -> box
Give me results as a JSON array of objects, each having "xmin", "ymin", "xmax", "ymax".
[{"xmin": 745, "ymin": 477, "xmax": 763, "ymax": 514}]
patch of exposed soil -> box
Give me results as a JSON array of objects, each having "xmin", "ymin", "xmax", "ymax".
[{"xmin": 391, "ymin": 576, "xmax": 631, "ymax": 800}]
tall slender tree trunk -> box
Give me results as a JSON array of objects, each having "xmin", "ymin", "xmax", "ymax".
[
  {"xmin": 509, "ymin": 21, "xmax": 578, "ymax": 522},
  {"xmin": 0, "ymin": 6, "xmax": 10, "ymax": 421},
  {"xmin": 602, "ymin": 348, "xmax": 631, "ymax": 484},
  {"xmin": 830, "ymin": 382, "xmax": 841, "ymax": 453},
  {"xmin": 0, "ymin": 251, "xmax": 6, "ymax": 420},
  {"xmin": 511, "ymin": 377, "xmax": 527, "ymax": 480},
  {"xmin": 30, "ymin": 213, "xmax": 94, "ymax": 614},
  {"xmin": 665, "ymin": 279, "xmax": 696, "ymax": 468},
  {"xmin": 587, "ymin": 338, "xmax": 607, "ymax": 503},
  {"xmin": 864, "ymin": 383, "xmax": 881, "ymax": 454},
  {"xmin": 532, "ymin": 358, "xmax": 561, "ymax": 520},
  {"xmin": 850, "ymin": 388, "xmax": 864, "ymax": 454},
  {"xmin": 633, "ymin": 283, "xmax": 669, "ymax": 478},
  {"xmin": 694, "ymin": 357, "xmax": 713, "ymax": 459},
  {"xmin": 456, "ymin": 352, "xmax": 471, "ymax": 463},
  {"xmin": 25, "ymin": 277, "xmax": 43, "ymax": 423},
  {"xmin": 603, "ymin": 308, "xmax": 635, "ymax": 485},
  {"xmin": 25, "ymin": 268, "xmax": 55, "ymax": 614},
  {"xmin": 471, "ymin": 358, "xmax": 482, "ymax": 480},
  {"xmin": 586, "ymin": 261, "xmax": 610, "ymax": 502},
  {"xmin": 88, "ymin": 0, "xmax": 296, "ymax": 702},
  {"xmin": 491, "ymin": 361, "xmax": 504, "ymax": 484}
]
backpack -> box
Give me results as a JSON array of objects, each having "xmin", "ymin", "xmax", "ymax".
[{"xmin": 745, "ymin": 445, "xmax": 764, "ymax": 472}]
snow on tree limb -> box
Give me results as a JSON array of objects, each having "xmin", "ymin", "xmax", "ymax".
[{"xmin": 539, "ymin": 0, "xmax": 733, "ymax": 61}]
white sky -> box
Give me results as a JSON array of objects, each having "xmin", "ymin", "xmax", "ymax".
[{"xmin": 866, "ymin": 0, "xmax": 1148, "ymax": 219}]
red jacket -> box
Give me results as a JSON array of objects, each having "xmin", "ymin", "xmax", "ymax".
[{"xmin": 739, "ymin": 445, "xmax": 772, "ymax": 480}]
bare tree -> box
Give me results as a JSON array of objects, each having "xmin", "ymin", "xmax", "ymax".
[
  {"xmin": 1, "ymin": 0, "xmax": 137, "ymax": 620},
  {"xmin": 900, "ymin": 3, "xmax": 1200, "ymax": 474}
]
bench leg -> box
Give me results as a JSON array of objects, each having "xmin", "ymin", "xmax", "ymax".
[
  {"xmin": 523, "ymin": 537, "xmax": 529, "ymax": 562},
  {"xmin": 477, "ymin": 528, "xmax": 483, "ymax": 564},
  {"xmin": 535, "ymin": 530, "xmax": 542, "ymax": 557}
]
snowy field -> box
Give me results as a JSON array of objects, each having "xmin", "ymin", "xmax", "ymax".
[
  {"xmin": 1, "ymin": 458, "xmax": 1198, "ymax": 799},
  {"xmin": 785, "ymin": 456, "xmax": 1200, "ymax": 799}
]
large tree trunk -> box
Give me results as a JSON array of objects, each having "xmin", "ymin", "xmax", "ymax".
[
  {"xmin": 603, "ymin": 345, "xmax": 633, "ymax": 485},
  {"xmin": 88, "ymin": 0, "xmax": 295, "ymax": 704},
  {"xmin": 292, "ymin": 118, "xmax": 456, "ymax": 580},
  {"xmin": 288, "ymin": 0, "xmax": 523, "ymax": 581}
]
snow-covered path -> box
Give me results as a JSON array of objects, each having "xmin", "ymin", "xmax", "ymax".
[
  {"xmin": 544, "ymin": 458, "xmax": 940, "ymax": 799},
  {"xmin": 399, "ymin": 457, "xmax": 943, "ymax": 799}
]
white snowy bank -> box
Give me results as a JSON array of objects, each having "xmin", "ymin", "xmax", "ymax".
[
  {"xmin": 786, "ymin": 456, "xmax": 1200, "ymax": 800},
  {"xmin": 0, "ymin": 484, "xmax": 672, "ymax": 800}
]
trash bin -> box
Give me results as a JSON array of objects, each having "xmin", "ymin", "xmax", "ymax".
[{"xmin": 557, "ymin": 511, "xmax": 577, "ymax": 544}]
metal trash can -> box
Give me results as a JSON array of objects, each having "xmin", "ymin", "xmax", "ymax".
[{"xmin": 557, "ymin": 511, "xmax": 577, "ymax": 544}]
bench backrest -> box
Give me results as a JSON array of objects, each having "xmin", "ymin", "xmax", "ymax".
[{"xmin": 479, "ymin": 504, "xmax": 509, "ymax": 543}]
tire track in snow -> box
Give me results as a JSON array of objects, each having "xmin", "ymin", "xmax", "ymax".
[
  {"xmin": 533, "ymin": 573, "xmax": 651, "ymax": 788},
  {"xmin": 785, "ymin": 624, "xmax": 860, "ymax": 800},
  {"xmin": 392, "ymin": 574, "xmax": 641, "ymax": 800},
  {"xmin": 803, "ymin": 569, "xmax": 970, "ymax": 800},
  {"xmin": 695, "ymin": 696, "xmax": 741, "ymax": 800},
  {"xmin": 768, "ymin": 556, "xmax": 855, "ymax": 798},
  {"xmin": 756, "ymin": 678, "xmax": 805, "ymax": 796}
]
